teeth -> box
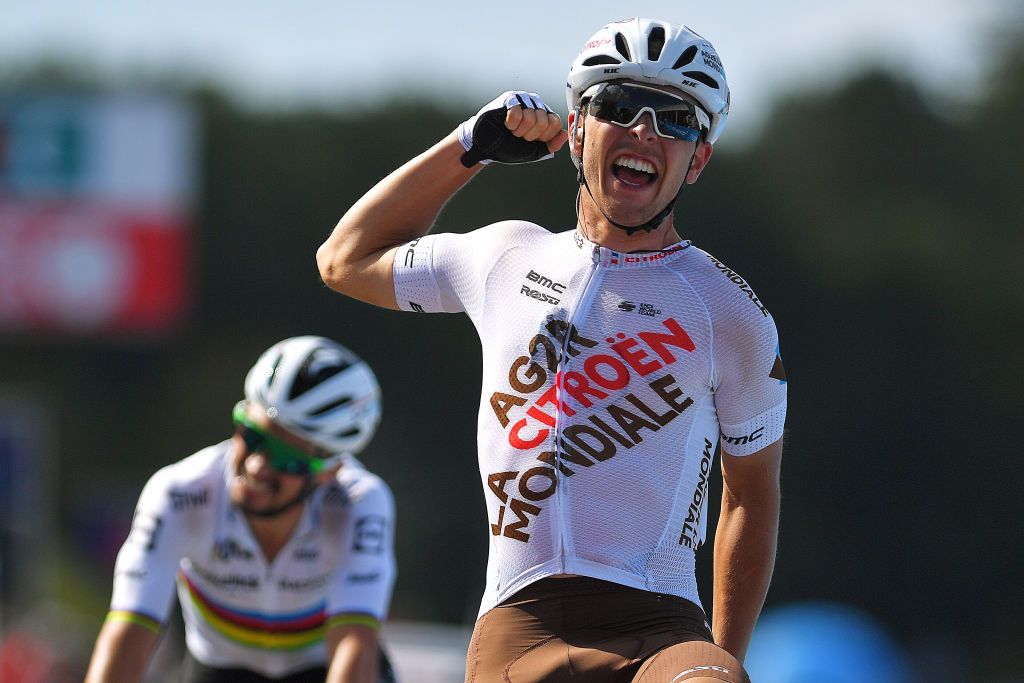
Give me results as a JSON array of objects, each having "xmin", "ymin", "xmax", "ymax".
[{"xmin": 614, "ymin": 157, "xmax": 656, "ymax": 175}]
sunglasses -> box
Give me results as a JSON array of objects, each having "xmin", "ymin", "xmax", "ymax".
[
  {"xmin": 584, "ymin": 82, "xmax": 709, "ymax": 143},
  {"xmin": 232, "ymin": 402, "xmax": 337, "ymax": 476}
]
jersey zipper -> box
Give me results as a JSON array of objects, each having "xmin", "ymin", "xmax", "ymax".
[{"xmin": 553, "ymin": 244, "xmax": 605, "ymax": 575}]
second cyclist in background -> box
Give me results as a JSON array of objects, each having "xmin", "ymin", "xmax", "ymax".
[{"xmin": 85, "ymin": 336, "xmax": 398, "ymax": 683}]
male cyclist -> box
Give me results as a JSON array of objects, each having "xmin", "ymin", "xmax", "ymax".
[
  {"xmin": 84, "ymin": 336, "xmax": 397, "ymax": 683},
  {"xmin": 317, "ymin": 18, "xmax": 785, "ymax": 683}
]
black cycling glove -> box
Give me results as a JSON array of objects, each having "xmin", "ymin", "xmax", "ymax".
[{"xmin": 457, "ymin": 91, "xmax": 556, "ymax": 168}]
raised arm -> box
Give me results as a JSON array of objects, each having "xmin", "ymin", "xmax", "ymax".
[
  {"xmin": 316, "ymin": 133, "xmax": 479, "ymax": 309},
  {"xmin": 316, "ymin": 92, "xmax": 567, "ymax": 309}
]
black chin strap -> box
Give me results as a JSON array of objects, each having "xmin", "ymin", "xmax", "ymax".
[
  {"xmin": 575, "ymin": 116, "xmax": 699, "ymax": 236},
  {"xmin": 580, "ymin": 175, "xmax": 677, "ymax": 235}
]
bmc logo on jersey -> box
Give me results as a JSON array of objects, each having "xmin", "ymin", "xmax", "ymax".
[
  {"xmin": 721, "ymin": 426, "xmax": 765, "ymax": 446},
  {"xmin": 525, "ymin": 270, "xmax": 565, "ymax": 293},
  {"xmin": 401, "ymin": 237, "xmax": 422, "ymax": 268},
  {"xmin": 521, "ymin": 268, "xmax": 564, "ymax": 306}
]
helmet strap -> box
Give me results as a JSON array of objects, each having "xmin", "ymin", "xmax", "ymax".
[{"xmin": 580, "ymin": 175, "xmax": 676, "ymax": 235}]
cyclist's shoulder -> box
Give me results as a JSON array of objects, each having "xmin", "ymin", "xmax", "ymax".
[
  {"xmin": 451, "ymin": 220, "xmax": 558, "ymax": 251},
  {"xmin": 140, "ymin": 441, "xmax": 230, "ymax": 508},
  {"xmin": 676, "ymin": 245, "xmax": 774, "ymax": 321},
  {"xmin": 478, "ymin": 219, "xmax": 554, "ymax": 239},
  {"xmin": 675, "ymin": 243, "xmax": 740, "ymax": 278},
  {"xmin": 318, "ymin": 456, "xmax": 394, "ymax": 514}
]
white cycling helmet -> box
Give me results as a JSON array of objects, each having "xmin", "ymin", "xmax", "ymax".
[
  {"xmin": 244, "ymin": 336, "xmax": 382, "ymax": 455},
  {"xmin": 566, "ymin": 18, "xmax": 730, "ymax": 144}
]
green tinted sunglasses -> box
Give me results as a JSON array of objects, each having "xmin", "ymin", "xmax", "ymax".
[{"xmin": 232, "ymin": 402, "xmax": 337, "ymax": 475}]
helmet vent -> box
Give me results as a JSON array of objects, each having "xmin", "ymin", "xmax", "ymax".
[
  {"xmin": 614, "ymin": 33, "xmax": 632, "ymax": 62},
  {"xmin": 582, "ymin": 55, "xmax": 621, "ymax": 67},
  {"xmin": 647, "ymin": 27, "xmax": 666, "ymax": 61},
  {"xmin": 245, "ymin": 337, "xmax": 380, "ymax": 455},
  {"xmin": 309, "ymin": 396, "xmax": 352, "ymax": 416},
  {"xmin": 682, "ymin": 70, "xmax": 720, "ymax": 89},
  {"xmin": 672, "ymin": 46, "xmax": 698, "ymax": 70},
  {"xmin": 289, "ymin": 350, "xmax": 352, "ymax": 399}
]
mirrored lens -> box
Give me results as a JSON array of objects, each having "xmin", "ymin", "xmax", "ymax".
[
  {"xmin": 232, "ymin": 404, "xmax": 320, "ymax": 475},
  {"xmin": 588, "ymin": 83, "xmax": 703, "ymax": 142},
  {"xmin": 266, "ymin": 446, "xmax": 313, "ymax": 475},
  {"xmin": 234, "ymin": 423, "xmax": 314, "ymax": 475}
]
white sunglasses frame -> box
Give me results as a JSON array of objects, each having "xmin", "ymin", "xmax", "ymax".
[{"xmin": 582, "ymin": 82, "xmax": 711, "ymax": 141}]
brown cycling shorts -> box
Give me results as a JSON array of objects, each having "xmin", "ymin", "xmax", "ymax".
[{"xmin": 465, "ymin": 576, "xmax": 749, "ymax": 683}]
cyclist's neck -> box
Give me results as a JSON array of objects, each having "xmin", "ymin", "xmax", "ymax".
[
  {"xmin": 575, "ymin": 218, "xmax": 682, "ymax": 254},
  {"xmin": 245, "ymin": 504, "xmax": 304, "ymax": 563},
  {"xmin": 575, "ymin": 189, "xmax": 682, "ymax": 253}
]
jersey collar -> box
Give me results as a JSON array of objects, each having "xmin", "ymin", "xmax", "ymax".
[{"xmin": 571, "ymin": 229, "xmax": 692, "ymax": 269}]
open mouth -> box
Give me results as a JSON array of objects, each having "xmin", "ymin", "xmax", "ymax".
[{"xmin": 611, "ymin": 156, "xmax": 658, "ymax": 187}]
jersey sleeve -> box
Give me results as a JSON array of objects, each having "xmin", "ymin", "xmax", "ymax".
[
  {"xmin": 712, "ymin": 306, "xmax": 788, "ymax": 457},
  {"xmin": 323, "ymin": 476, "xmax": 397, "ymax": 629},
  {"xmin": 392, "ymin": 221, "xmax": 546, "ymax": 319},
  {"xmin": 107, "ymin": 467, "xmax": 188, "ymax": 629}
]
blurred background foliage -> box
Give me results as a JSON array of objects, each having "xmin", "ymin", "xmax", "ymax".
[{"xmin": 1, "ymin": 27, "xmax": 1022, "ymax": 681}]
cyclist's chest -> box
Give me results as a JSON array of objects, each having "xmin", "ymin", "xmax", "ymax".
[
  {"xmin": 484, "ymin": 258, "xmax": 713, "ymax": 394},
  {"xmin": 180, "ymin": 524, "xmax": 340, "ymax": 608}
]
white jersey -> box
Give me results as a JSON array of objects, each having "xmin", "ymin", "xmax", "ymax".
[
  {"xmin": 108, "ymin": 443, "xmax": 396, "ymax": 678},
  {"xmin": 394, "ymin": 222, "xmax": 786, "ymax": 617}
]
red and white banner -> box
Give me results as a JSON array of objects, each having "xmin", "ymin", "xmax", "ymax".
[
  {"xmin": 0, "ymin": 201, "xmax": 189, "ymax": 333},
  {"xmin": 0, "ymin": 94, "xmax": 196, "ymax": 337}
]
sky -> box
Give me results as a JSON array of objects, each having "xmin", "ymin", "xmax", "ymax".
[{"xmin": 0, "ymin": 0, "xmax": 1019, "ymax": 143}]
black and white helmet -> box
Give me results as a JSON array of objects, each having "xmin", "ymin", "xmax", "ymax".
[
  {"xmin": 566, "ymin": 18, "xmax": 731, "ymax": 144},
  {"xmin": 244, "ymin": 336, "xmax": 382, "ymax": 455}
]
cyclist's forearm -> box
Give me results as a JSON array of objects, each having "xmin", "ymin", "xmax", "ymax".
[
  {"xmin": 317, "ymin": 132, "xmax": 479, "ymax": 297},
  {"xmin": 711, "ymin": 488, "xmax": 778, "ymax": 663},
  {"xmin": 325, "ymin": 625, "xmax": 379, "ymax": 683},
  {"xmin": 84, "ymin": 619, "xmax": 159, "ymax": 683}
]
